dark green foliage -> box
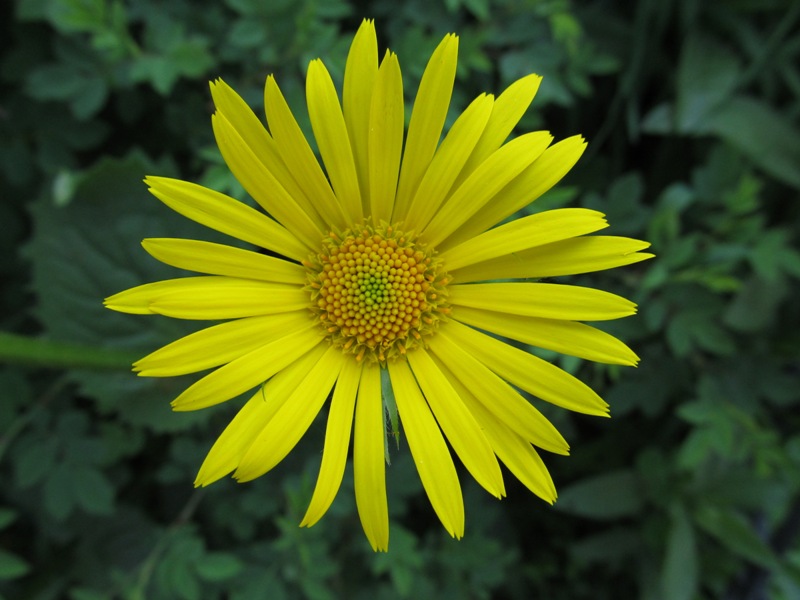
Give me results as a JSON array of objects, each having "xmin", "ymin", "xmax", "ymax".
[{"xmin": 2, "ymin": 0, "xmax": 799, "ymax": 598}]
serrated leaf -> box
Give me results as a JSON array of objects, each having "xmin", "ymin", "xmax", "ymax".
[
  {"xmin": 555, "ymin": 469, "xmax": 644, "ymax": 520},
  {"xmin": 70, "ymin": 464, "xmax": 115, "ymax": 514}
]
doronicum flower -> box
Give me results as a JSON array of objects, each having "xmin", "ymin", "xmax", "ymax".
[{"xmin": 105, "ymin": 19, "xmax": 653, "ymax": 551}]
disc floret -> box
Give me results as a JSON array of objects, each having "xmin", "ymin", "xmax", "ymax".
[{"xmin": 306, "ymin": 222, "xmax": 450, "ymax": 363}]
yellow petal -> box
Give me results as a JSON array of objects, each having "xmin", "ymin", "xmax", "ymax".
[
  {"xmin": 393, "ymin": 34, "xmax": 459, "ymax": 222},
  {"xmin": 448, "ymin": 282, "xmax": 637, "ymax": 321},
  {"xmin": 407, "ymin": 348, "xmax": 505, "ymax": 498},
  {"xmin": 343, "ymin": 19, "xmax": 379, "ymax": 216},
  {"xmin": 134, "ymin": 311, "xmax": 313, "ymax": 377},
  {"xmin": 368, "ymin": 51, "xmax": 403, "ymax": 225},
  {"xmin": 440, "ymin": 208, "xmax": 608, "ymax": 272},
  {"xmin": 434, "ymin": 358, "xmax": 557, "ymax": 503},
  {"xmin": 171, "ymin": 324, "xmax": 324, "ymax": 411},
  {"xmin": 147, "ymin": 279, "xmax": 309, "ymax": 321},
  {"xmin": 454, "ymin": 74, "xmax": 542, "ymax": 188},
  {"xmin": 104, "ymin": 278, "xmax": 194, "ymax": 315},
  {"xmin": 388, "ymin": 360, "xmax": 464, "ymax": 538},
  {"xmin": 404, "ymin": 93, "xmax": 495, "ymax": 232},
  {"xmin": 144, "ymin": 177, "xmax": 308, "ymax": 262},
  {"xmin": 421, "ymin": 131, "xmax": 553, "ymax": 248},
  {"xmin": 301, "ymin": 358, "xmax": 364, "ymax": 527},
  {"xmin": 353, "ymin": 363, "xmax": 389, "ymax": 552},
  {"xmin": 444, "ymin": 320, "xmax": 609, "ymax": 416},
  {"xmin": 307, "ymin": 59, "xmax": 362, "ymax": 224},
  {"xmin": 209, "ymin": 79, "xmax": 327, "ymax": 232},
  {"xmin": 212, "ymin": 112, "xmax": 324, "ymax": 250},
  {"xmin": 441, "ymin": 135, "xmax": 587, "ymax": 251},
  {"xmin": 264, "ymin": 76, "xmax": 348, "ymax": 230},
  {"xmin": 428, "ymin": 332, "xmax": 569, "ymax": 454},
  {"xmin": 141, "ymin": 238, "xmax": 306, "ymax": 283},
  {"xmin": 234, "ymin": 346, "xmax": 345, "ymax": 482},
  {"xmin": 195, "ymin": 344, "xmax": 327, "ymax": 486},
  {"xmin": 452, "ymin": 305, "xmax": 640, "ymax": 367}
]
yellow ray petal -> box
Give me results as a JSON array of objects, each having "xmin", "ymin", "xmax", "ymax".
[
  {"xmin": 353, "ymin": 363, "xmax": 389, "ymax": 552},
  {"xmin": 307, "ymin": 59, "xmax": 362, "ymax": 224},
  {"xmin": 393, "ymin": 34, "xmax": 459, "ymax": 222},
  {"xmin": 428, "ymin": 332, "xmax": 569, "ymax": 454},
  {"xmin": 343, "ymin": 19, "xmax": 378, "ymax": 216},
  {"xmin": 195, "ymin": 344, "xmax": 327, "ymax": 486},
  {"xmin": 440, "ymin": 208, "xmax": 608, "ymax": 272},
  {"xmin": 444, "ymin": 320, "xmax": 609, "ymax": 416},
  {"xmin": 141, "ymin": 238, "xmax": 306, "ymax": 283},
  {"xmin": 454, "ymin": 236, "xmax": 654, "ymax": 282},
  {"xmin": 448, "ymin": 282, "xmax": 637, "ymax": 321},
  {"xmin": 404, "ymin": 93, "xmax": 494, "ymax": 232},
  {"xmin": 434, "ymin": 357, "xmax": 557, "ymax": 503},
  {"xmin": 452, "ymin": 306, "xmax": 640, "ymax": 367},
  {"xmin": 133, "ymin": 311, "xmax": 312, "ymax": 377},
  {"xmin": 454, "ymin": 74, "xmax": 542, "ymax": 188},
  {"xmin": 171, "ymin": 324, "xmax": 324, "ymax": 411},
  {"xmin": 234, "ymin": 346, "xmax": 345, "ymax": 482},
  {"xmin": 421, "ymin": 131, "xmax": 553, "ymax": 248},
  {"xmin": 368, "ymin": 51, "xmax": 403, "ymax": 225},
  {"xmin": 388, "ymin": 360, "xmax": 464, "ymax": 538},
  {"xmin": 144, "ymin": 176, "xmax": 308, "ymax": 262},
  {"xmin": 146, "ymin": 279, "xmax": 309, "ymax": 321},
  {"xmin": 212, "ymin": 112, "xmax": 324, "ymax": 250},
  {"xmin": 264, "ymin": 76, "xmax": 348, "ymax": 230},
  {"xmin": 407, "ymin": 348, "xmax": 505, "ymax": 498},
  {"xmin": 104, "ymin": 278, "xmax": 195, "ymax": 315},
  {"xmin": 209, "ymin": 79, "xmax": 327, "ymax": 231},
  {"xmin": 441, "ymin": 135, "xmax": 587, "ymax": 251},
  {"xmin": 301, "ymin": 358, "xmax": 364, "ymax": 527}
]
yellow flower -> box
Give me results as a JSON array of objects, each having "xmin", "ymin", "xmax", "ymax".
[{"xmin": 105, "ymin": 19, "xmax": 653, "ymax": 551}]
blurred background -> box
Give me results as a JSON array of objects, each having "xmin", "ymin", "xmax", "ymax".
[{"xmin": 2, "ymin": 0, "xmax": 799, "ymax": 598}]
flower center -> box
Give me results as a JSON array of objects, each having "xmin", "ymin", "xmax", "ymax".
[{"xmin": 306, "ymin": 223, "xmax": 449, "ymax": 363}]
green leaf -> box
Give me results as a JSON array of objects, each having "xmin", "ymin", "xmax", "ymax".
[
  {"xmin": 707, "ymin": 96, "xmax": 800, "ymax": 189},
  {"xmin": 0, "ymin": 549, "xmax": 30, "ymax": 580},
  {"xmin": 70, "ymin": 464, "xmax": 115, "ymax": 514},
  {"xmin": 195, "ymin": 552, "xmax": 244, "ymax": 582},
  {"xmin": 694, "ymin": 505, "xmax": 780, "ymax": 570},
  {"xmin": 555, "ymin": 469, "xmax": 645, "ymax": 520},
  {"xmin": 0, "ymin": 509, "xmax": 17, "ymax": 530},
  {"xmin": 660, "ymin": 506, "xmax": 698, "ymax": 600}
]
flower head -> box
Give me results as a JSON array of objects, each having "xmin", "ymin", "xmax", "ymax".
[{"xmin": 105, "ymin": 19, "xmax": 653, "ymax": 551}]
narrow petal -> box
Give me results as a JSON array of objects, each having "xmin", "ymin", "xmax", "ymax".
[
  {"xmin": 448, "ymin": 282, "xmax": 637, "ymax": 321},
  {"xmin": 307, "ymin": 59, "xmax": 362, "ymax": 224},
  {"xmin": 171, "ymin": 324, "xmax": 324, "ymax": 411},
  {"xmin": 301, "ymin": 358, "xmax": 364, "ymax": 527},
  {"xmin": 393, "ymin": 34, "xmax": 459, "ymax": 222},
  {"xmin": 421, "ymin": 131, "xmax": 553, "ymax": 248},
  {"xmin": 343, "ymin": 19, "xmax": 379, "ymax": 216},
  {"xmin": 454, "ymin": 74, "xmax": 543, "ymax": 188},
  {"xmin": 264, "ymin": 76, "xmax": 348, "ymax": 229},
  {"xmin": 368, "ymin": 52, "xmax": 403, "ymax": 224},
  {"xmin": 407, "ymin": 348, "xmax": 505, "ymax": 498},
  {"xmin": 195, "ymin": 344, "xmax": 328, "ymax": 486},
  {"xmin": 435, "ymin": 358, "xmax": 557, "ymax": 503},
  {"xmin": 428, "ymin": 332, "xmax": 570, "ymax": 454},
  {"xmin": 452, "ymin": 306, "xmax": 640, "ymax": 366},
  {"xmin": 354, "ymin": 363, "xmax": 389, "ymax": 552},
  {"xmin": 134, "ymin": 311, "xmax": 312, "ymax": 377},
  {"xmin": 235, "ymin": 346, "xmax": 345, "ymax": 482},
  {"xmin": 440, "ymin": 208, "xmax": 608, "ymax": 272},
  {"xmin": 404, "ymin": 94, "xmax": 495, "ymax": 232},
  {"xmin": 441, "ymin": 135, "xmax": 587, "ymax": 251},
  {"xmin": 388, "ymin": 360, "xmax": 464, "ymax": 538},
  {"xmin": 142, "ymin": 238, "xmax": 306, "ymax": 283},
  {"xmin": 444, "ymin": 320, "xmax": 609, "ymax": 416},
  {"xmin": 453, "ymin": 236, "xmax": 654, "ymax": 282},
  {"xmin": 209, "ymin": 79, "xmax": 327, "ymax": 231},
  {"xmin": 212, "ymin": 112, "xmax": 324, "ymax": 250},
  {"xmin": 105, "ymin": 276, "xmax": 306, "ymax": 317},
  {"xmin": 145, "ymin": 176, "xmax": 308, "ymax": 262},
  {"xmin": 147, "ymin": 279, "xmax": 309, "ymax": 320}
]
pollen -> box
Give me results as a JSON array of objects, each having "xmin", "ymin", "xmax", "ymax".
[{"xmin": 306, "ymin": 222, "xmax": 449, "ymax": 363}]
